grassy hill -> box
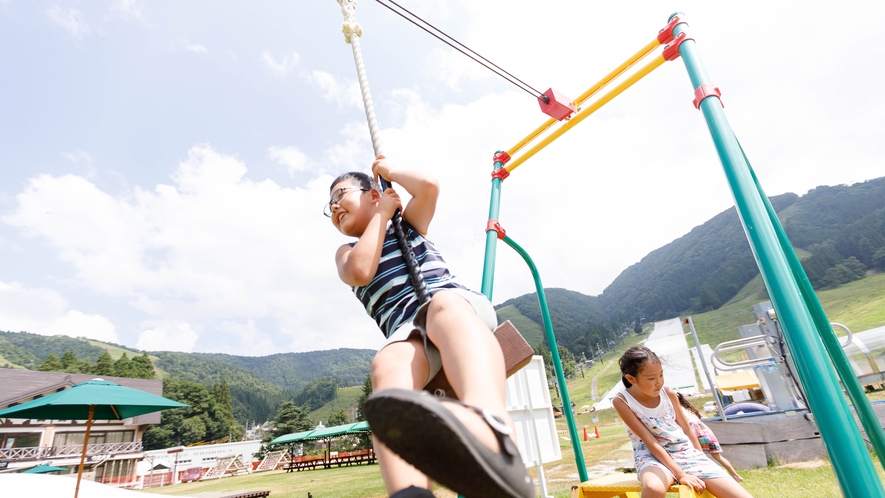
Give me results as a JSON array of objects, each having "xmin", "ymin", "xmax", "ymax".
[
  {"xmin": 685, "ymin": 270, "xmax": 885, "ymax": 347},
  {"xmin": 307, "ymin": 385, "xmax": 364, "ymax": 426},
  {"xmin": 494, "ymin": 304, "xmax": 545, "ymax": 347}
]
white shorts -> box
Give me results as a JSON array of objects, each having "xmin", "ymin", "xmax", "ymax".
[{"xmin": 380, "ymin": 288, "xmax": 498, "ymax": 385}]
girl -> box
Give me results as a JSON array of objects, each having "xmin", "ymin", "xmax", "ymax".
[
  {"xmin": 675, "ymin": 392, "xmax": 743, "ymax": 482},
  {"xmin": 327, "ymin": 155, "xmax": 533, "ymax": 498},
  {"xmin": 612, "ymin": 346, "xmax": 753, "ymax": 498}
]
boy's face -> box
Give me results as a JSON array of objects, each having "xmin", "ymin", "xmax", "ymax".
[{"xmin": 329, "ymin": 180, "xmax": 373, "ymax": 236}]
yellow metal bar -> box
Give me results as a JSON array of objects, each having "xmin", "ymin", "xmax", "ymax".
[
  {"xmin": 507, "ymin": 37, "xmax": 661, "ymax": 158},
  {"xmin": 573, "ymin": 38, "xmax": 661, "ymax": 108},
  {"xmin": 505, "ymin": 55, "xmax": 667, "ymax": 174}
]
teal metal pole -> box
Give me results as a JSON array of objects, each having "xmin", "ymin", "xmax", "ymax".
[
  {"xmin": 501, "ymin": 234, "xmax": 588, "ymax": 482},
  {"xmin": 671, "ymin": 16, "xmax": 884, "ymax": 496},
  {"xmin": 740, "ymin": 144, "xmax": 885, "ymax": 464},
  {"xmin": 480, "ymin": 153, "xmax": 506, "ymax": 300}
]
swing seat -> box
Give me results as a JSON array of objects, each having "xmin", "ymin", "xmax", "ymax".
[{"xmin": 423, "ymin": 320, "xmax": 534, "ymax": 400}]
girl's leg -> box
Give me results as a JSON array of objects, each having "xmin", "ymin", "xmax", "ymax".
[
  {"xmin": 423, "ymin": 291, "xmax": 510, "ymax": 453},
  {"xmin": 704, "ymin": 476, "xmax": 754, "ymax": 498},
  {"xmin": 710, "ymin": 452, "xmax": 743, "ymax": 482},
  {"xmin": 638, "ymin": 467, "xmax": 673, "ymax": 498},
  {"xmin": 371, "ymin": 337, "xmax": 433, "ymax": 494}
]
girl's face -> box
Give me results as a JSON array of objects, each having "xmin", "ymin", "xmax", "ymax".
[
  {"xmin": 627, "ymin": 361, "xmax": 664, "ymax": 397},
  {"xmin": 329, "ymin": 180, "xmax": 373, "ymax": 236}
]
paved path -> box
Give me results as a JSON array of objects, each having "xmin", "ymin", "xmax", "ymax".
[
  {"xmin": 590, "ymin": 359, "xmax": 615, "ymax": 401},
  {"xmin": 592, "ymin": 318, "xmax": 700, "ymax": 410}
]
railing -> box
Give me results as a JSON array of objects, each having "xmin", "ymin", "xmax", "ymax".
[{"xmin": 0, "ymin": 441, "xmax": 142, "ymax": 461}]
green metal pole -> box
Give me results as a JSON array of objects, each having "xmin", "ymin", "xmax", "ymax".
[
  {"xmin": 741, "ymin": 144, "xmax": 885, "ymax": 464},
  {"xmin": 671, "ymin": 16, "xmax": 884, "ymax": 496},
  {"xmin": 501, "ymin": 234, "xmax": 588, "ymax": 482},
  {"xmin": 480, "ymin": 153, "xmax": 506, "ymax": 300}
]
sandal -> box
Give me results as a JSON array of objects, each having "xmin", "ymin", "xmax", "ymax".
[{"xmin": 365, "ymin": 388, "xmax": 535, "ymax": 498}]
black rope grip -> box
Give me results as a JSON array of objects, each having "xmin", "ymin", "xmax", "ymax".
[{"xmin": 378, "ymin": 177, "xmax": 431, "ymax": 305}]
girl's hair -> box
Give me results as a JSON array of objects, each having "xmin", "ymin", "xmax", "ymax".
[
  {"xmin": 330, "ymin": 171, "xmax": 381, "ymax": 193},
  {"xmin": 676, "ymin": 391, "xmax": 703, "ymax": 419},
  {"xmin": 618, "ymin": 346, "xmax": 661, "ymax": 388}
]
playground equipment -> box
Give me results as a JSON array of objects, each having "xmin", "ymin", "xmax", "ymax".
[{"xmin": 335, "ymin": 2, "xmax": 885, "ymax": 495}]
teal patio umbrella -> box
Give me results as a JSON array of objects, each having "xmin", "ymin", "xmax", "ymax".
[
  {"xmin": 23, "ymin": 463, "xmax": 68, "ymax": 474},
  {"xmin": 0, "ymin": 379, "xmax": 186, "ymax": 498}
]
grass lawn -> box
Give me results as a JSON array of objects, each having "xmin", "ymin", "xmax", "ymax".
[
  {"xmin": 141, "ymin": 271, "xmax": 885, "ymax": 497},
  {"xmin": 139, "ymin": 419, "xmax": 883, "ymax": 498}
]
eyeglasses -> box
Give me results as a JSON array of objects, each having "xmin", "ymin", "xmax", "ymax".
[{"xmin": 323, "ymin": 187, "xmax": 370, "ymax": 217}]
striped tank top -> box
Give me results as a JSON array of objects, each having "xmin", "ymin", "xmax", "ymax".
[{"xmin": 352, "ymin": 219, "xmax": 468, "ymax": 338}]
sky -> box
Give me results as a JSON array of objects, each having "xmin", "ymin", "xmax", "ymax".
[{"xmin": 1, "ymin": 1, "xmax": 883, "ymax": 357}]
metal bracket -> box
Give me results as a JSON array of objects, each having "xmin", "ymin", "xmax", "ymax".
[{"xmin": 693, "ymin": 83, "xmax": 723, "ymax": 110}]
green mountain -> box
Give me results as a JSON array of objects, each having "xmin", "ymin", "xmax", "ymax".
[
  {"xmin": 492, "ymin": 177, "xmax": 885, "ymax": 358},
  {"xmin": 495, "ymin": 288, "xmax": 619, "ymax": 357},
  {"xmin": 185, "ymin": 349, "xmax": 375, "ymax": 391},
  {"xmin": 0, "ymin": 331, "xmax": 375, "ymax": 425},
  {"xmin": 598, "ymin": 176, "xmax": 885, "ymax": 322}
]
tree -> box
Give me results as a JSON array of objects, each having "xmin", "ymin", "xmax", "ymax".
[
  {"xmin": 355, "ymin": 374, "xmax": 372, "ymax": 422},
  {"xmin": 142, "ymin": 378, "xmax": 240, "ymax": 450},
  {"xmin": 39, "ymin": 353, "xmax": 63, "ymax": 372},
  {"xmin": 270, "ymin": 401, "xmax": 313, "ymax": 440},
  {"xmin": 60, "ymin": 350, "xmax": 80, "ymax": 372},
  {"xmin": 131, "ymin": 353, "xmax": 156, "ymax": 379},
  {"xmin": 114, "ymin": 353, "xmax": 134, "ymax": 378},
  {"xmin": 328, "ymin": 409, "xmax": 348, "ymax": 427},
  {"xmin": 93, "ymin": 351, "xmax": 115, "ymax": 376},
  {"xmin": 210, "ymin": 378, "xmax": 241, "ymax": 439},
  {"xmin": 633, "ymin": 321, "xmax": 643, "ymax": 335},
  {"xmin": 873, "ymin": 246, "xmax": 885, "ymax": 271}
]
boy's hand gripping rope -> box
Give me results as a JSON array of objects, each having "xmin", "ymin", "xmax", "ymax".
[{"xmin": 339, "ymin": 0, "xmax": 431, "ymax": 305}]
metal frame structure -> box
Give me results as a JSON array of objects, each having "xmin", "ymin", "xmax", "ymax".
[{"xmin": 337, "ymin": 2, "xmax": 885, "ymax": 494}]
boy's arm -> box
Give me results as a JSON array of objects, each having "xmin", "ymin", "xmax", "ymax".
[
  {"xmin": 336, "ymin": 191, "xmax": 402, "ymax": 287},
  {"xmin": 372, "ymin": 155, "xmax": 439, "ymax": 236}
]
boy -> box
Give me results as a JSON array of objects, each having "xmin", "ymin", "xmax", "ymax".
[{"xmin": 327, "ymin": 155, "xmax": 533, "ymax": 498}]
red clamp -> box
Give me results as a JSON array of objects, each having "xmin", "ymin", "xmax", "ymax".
[
  {"xmin": 692, "ymin": 84, "xmax": 723, "ymax": 110},
  {"xmin": 486, "ymin": 219, "xmax": 506, "ymax": 239},
  {"xmin": 493, "ymin": 150, "xmax": 511, "ymax": 165},
  {"xmin": 662, "ymin": 31, "xmax": 692, "ymax": 61},
  {"xmin": 491, "ymin": 167, "xmax": 510, "ymax": 181},
  {"xmin": 657, "ymin": 15, "xmax": 687, "ymax": 45}
]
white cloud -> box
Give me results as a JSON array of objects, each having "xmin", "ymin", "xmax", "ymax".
[
  {"xmin": 261, "ymin": 50, "xmax": 299, "ymax": 76},
  {"xmin": 268, "ymin": 146, "xmax": 314, "ymax": 176},
  {"xmin": 0, "ymin": 280, "xmax": 119, "ymax": 343},
  {"xmin": 111, "ymin": 0, "xmax": 146, "ymax": 22},
  {"xmin": 3, "ymin": 145, "xmax": 384, "ymax": 353},
  {"xmin": 136, "ymin": 321, "xmax": 199, "ymax": 352},
  {"xmin": 47, "ymin": 5, "xmax": 92, "ymax": 39},
  {"xmin": 307, "ymin": 70, "xmax": 362, "ymax": 110},
  {"xmin": 185, "ymin": 42, "xmax": 208, "ymax": 54}
]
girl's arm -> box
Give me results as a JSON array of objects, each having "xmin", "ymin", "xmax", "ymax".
[
  {"xmin": 336, "ymin": 189, "xmax": 402, "ymax": 286},
  {"xmin": 667, "ymin": 388, "xmax": 704, "ymax": 452},
  {"xmin": 613, "ymin": 396, "xmax": 706, "ymax": 493},
  {"xmin": 371, "ymin": 155, "xmax": 439, "ymax": 236}
]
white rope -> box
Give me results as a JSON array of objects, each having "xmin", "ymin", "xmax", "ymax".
[{"xmin": 338, "ymin": 0, "xmax": 383, "ymax": 157}]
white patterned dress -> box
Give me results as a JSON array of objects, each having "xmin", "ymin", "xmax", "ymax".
[{"xmin": 617, "ymin": 389, "xmax": 727, "ymax": 480}]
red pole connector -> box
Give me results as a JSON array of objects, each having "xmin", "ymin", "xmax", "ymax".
[
  {"xmin": 662, "ymin": 32, "xmax": 693, "ymax": 61},
  {"xmin": 486, "ymin": 219, "xmax": 506, "ymax": 239},
  {"xmin": 693, "ymin": 83, "xmax": 723, "ymax": 110},
  {"xmin": 657, "ymin": 15, "xmax": 687, "ymax": 45}
]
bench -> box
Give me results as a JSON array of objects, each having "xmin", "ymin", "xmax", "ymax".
[{"xmin": 571, "ymin": 472, "xmax": 715, "ymax": 498}]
